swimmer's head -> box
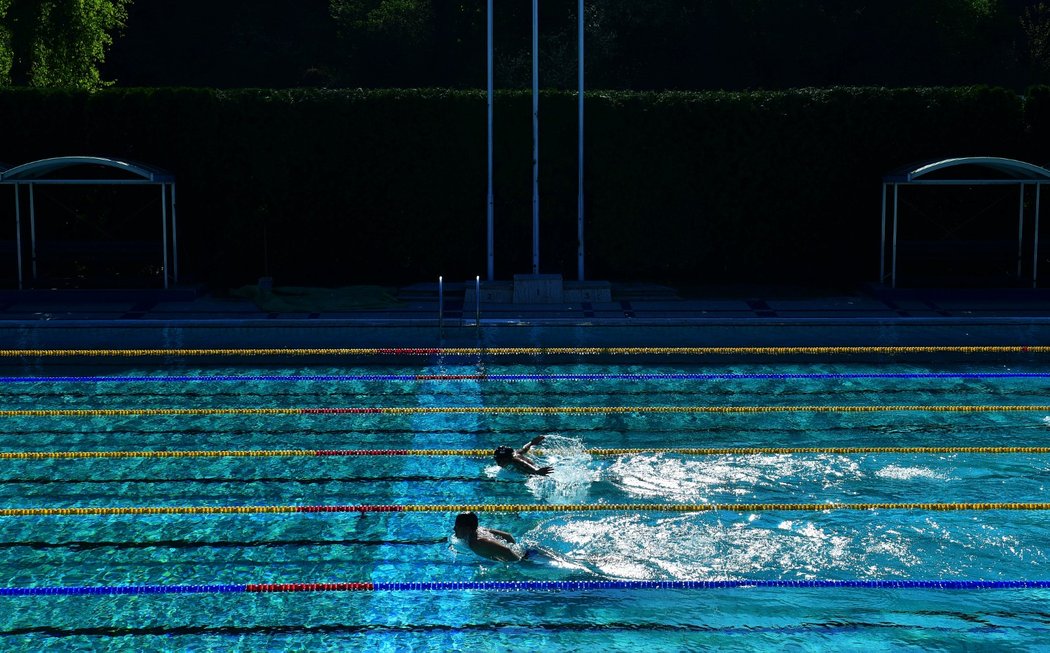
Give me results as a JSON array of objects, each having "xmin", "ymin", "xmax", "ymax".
[
  {"xmin": 493, "ymin": 446, "xmax": 515, "ymax": 465},
  {"xmin": 454, "ymin": 512, "xmax": 479, "ymax": 539}
]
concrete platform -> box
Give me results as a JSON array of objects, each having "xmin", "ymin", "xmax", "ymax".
[{"xmin": 3, "ymin": 282, "xmax": 1050, "ymax": 349}]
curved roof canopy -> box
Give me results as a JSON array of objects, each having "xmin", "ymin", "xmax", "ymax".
[
  {"xmin": 884, "ymin": 157, "xmax": 1050, "ymax": 184},
  {"xmin": 880, "ymin": 156, "xmax": 1050, "ymax": 289},
  {"xmin": 0, "ymin": 156, "xmax": 174, "ymax": 184},
  {"xmin": 3, "ymin": 156, "xmax": 178, "ymax": 290}
]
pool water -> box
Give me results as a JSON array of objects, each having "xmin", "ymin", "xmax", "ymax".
[{"xmin": 2, "ymin": 357, "xmax": 1050, "ymax": 650}]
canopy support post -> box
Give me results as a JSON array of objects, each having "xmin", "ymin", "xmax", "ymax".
[
  {"xmin": 161, "ymin": 184, "xmax": 169, "ymax": 290},
  {"xmin": 29, "ymin": 183, "xmax": 37, "ymax": 282},
  {"xmin": 13, "ymin": 184, "xmax": 22, "ymax": 290},
  {"xmin": 891, "ymin": 184, "xmax": 899, "ymax": 289},
  {"xmin": 1035, "ymin": 184, "xmax": 1043, "ymax": 289},
  {"xmin": 880, "ymin": 183, "xmax": 887, "ymax": 283},
  {"xmin": 170, "ymin": 183, "xmax": 179, "ymax": 284},
  {"xmin": 1018, "ymin": 183, "xmax": 1026, "ymax": 280}
]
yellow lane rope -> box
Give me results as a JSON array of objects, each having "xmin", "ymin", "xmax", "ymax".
[
  {"xmin": 4, "ymin": 405, "xmax": 1050, "ymax": 417},
  {"xmin": 4, "ymin": 446, "xmax": 1050, "ymax": 460},
  {"xmin": 1, "ymin": 449, "xmax": 322, "ymax": 460},
  {"xmin": 3, "ymin": 502, "xmax": 1050, "ymax": 517},
  {"xmin": 1, "ymin": 346, "xmax": 1049, "ymax": 357}
]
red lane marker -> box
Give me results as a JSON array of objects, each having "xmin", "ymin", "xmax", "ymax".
[
  {"xmin": 246, "ymin": 582, "xmax": 373, "ymax": 593},
  {"xmin": 415, "ymin": 374, "xmax": 487, "ymax": 381},
  {"xmin": 314, "ymin": 449, "xmax": 410, "ymax": 456},
  {"xmin": 300, "ymin": 408, "xmax": 383, "ymax": 414},
  {"xmin": 296, "ymin": 505, "xmax": 404, "ymax": 514}
]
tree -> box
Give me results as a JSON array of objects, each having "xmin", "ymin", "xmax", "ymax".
[
  {"xmin": 329, "ymin": 0, "xmax": 438, "ymax": 86},
  {"xmin": 0, "ymin": 0, "xmax": 131, "ymax": 89},
  {"xmin": 1021, "ymin": 2, "xmax": 1050, "ymax": 81},
  {"xmin": 0, "ymin": 0, "xmax": 10, "ymax": 85},
  {"xmin": 103, "ymin": 1, "xmax": 338, "ymax": 88}
]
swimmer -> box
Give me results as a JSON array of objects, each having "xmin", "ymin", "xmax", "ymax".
[
  {"xmin": 493, "ymin": 435, "xmax": 553, "ymax": 476},
  {"xmin": 453, "ymin": 512, "xmax": 524, "ymax": 562}
]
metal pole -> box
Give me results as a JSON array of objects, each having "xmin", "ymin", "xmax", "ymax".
[
  {"xmin": 475, "ymin": 275, "xmax": 481, "ymax": 325},
  {"xmin": 438, "ymin": 275, "xmax": 444, "ymax": 329},
  {"xmin": 171, "ymin": 183, "xmax": 179, "ymax": 284},
  {"xmin": 1018, "ymin": 183, "xmax": 1025, "ymax": 279},
  {"xmin": 577, "ymin": 0, "xmax": 585, "ymax": 281},
  {"xmin": 486, "ymin": 0, "xmax": 494, "ymax": 281},
  {"xmin": 891, "ymin": 184, "xmax": 899, "ymax": 288},
  {"xmin": 29, "ymin": 184, "xmax": 37, "ymax": 281},
  {"xmin": 13, "ymin": 184, "xmax": 22, "ymax": 290},
  {"xmin": 532, "ymin": 0, "xmax": 540, "ymax": 275},
  {"xmin": 161, "ymin": 184, "xmax": 169, "ymax": 289},
  {"xmin": 879, "ymin": 183, "xmax": 886, "ymax": 283},
  {"xmin": 1035, "ymin": 184, "xmax": 1042, "ymax": 288}
]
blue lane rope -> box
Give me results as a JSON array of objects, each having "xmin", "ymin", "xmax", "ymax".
[
  {"xmin": 4, "ymin": 372, "xmax": 1050, "ymax": 384},
  {"xmin": 4, "ymin": 579, "xmax": 1050, "ymax": 596}
]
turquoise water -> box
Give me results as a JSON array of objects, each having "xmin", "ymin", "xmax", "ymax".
[{"xmin": 2, "ymin": 358, "xmax": 1050, "ymax": 650}]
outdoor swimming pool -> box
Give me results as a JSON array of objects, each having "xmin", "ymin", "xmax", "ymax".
[{"xmin": 1, "ymin": 347, "xmax": 1050, "ymax": 650}]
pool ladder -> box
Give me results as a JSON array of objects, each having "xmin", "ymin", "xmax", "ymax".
[{"xmin": 437, "ymin": 276, "xmax": 481, "ymax": 331}]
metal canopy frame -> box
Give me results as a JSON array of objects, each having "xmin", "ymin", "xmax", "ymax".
[
  {"xmin": 1, "ymin": 156, "xmax": 178, "ymax": 290},
  {"xmin": 880, "ymin": 157, "xmax": 1050, "ymax": 288}
]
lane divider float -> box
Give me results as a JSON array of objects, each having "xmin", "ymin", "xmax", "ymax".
[
  {"xmin": 1, "ymin": 345, "xmax": 1049, "ymax": 358},
  {"xmin": 4, "ymin": 502, "xmax": 1050, "ymax": 517},
  {"xmin": 7, "ymin": 371, "xmax": 1050, "ymax": 384},
  {"xmin": 5, "ymin": 405, "xmax": 1050, "ymax": 417},
  {"xmin": 4, "ymin": 446, "xmax": 1050, "ymax": 460},
  {"xmin": 3, "ymin": 579, "xmax": 1050, "ymax": 596}
]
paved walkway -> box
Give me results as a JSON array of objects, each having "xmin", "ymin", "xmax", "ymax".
[
  {"xmin": 3, "ymin": 283, "xmax": 1050, "ymax": 325},
  {"xmin": 5, "ymin": 283, "xmax": 1050, "ymax": 350}
]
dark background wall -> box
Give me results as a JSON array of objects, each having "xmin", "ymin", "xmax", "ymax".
[{"xmin": 0, "ymin": 85, "xmax": 1040, "ymax": 290}]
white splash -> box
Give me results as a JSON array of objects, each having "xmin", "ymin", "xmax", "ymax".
[
  {"xmin": 528, "ymin": 513, "xmax": 884, "ymax": 580},
  {"xmin": 874, "ymin": 465, "xmax": 947, "ymax": 481},
  {"xmin": 524, "ymin": 434, "xmax": 599, "ymax": 503},
  {"xmin": 606, "ymin": 453, "xmax": 862, "ymax": 502}
]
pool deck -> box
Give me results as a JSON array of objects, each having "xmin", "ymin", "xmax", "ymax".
[{"xmin": 3, "ymin": 282, "xmax": 1050, "ymax": 349}]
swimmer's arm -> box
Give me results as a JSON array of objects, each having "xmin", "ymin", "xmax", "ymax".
[
  {"xmin": 472, "ymin": 536, "xmax": 523, "ymax": 562},
  {"xmin": 518, "ymin": 435, "xmax": 545, "ymax": 455},
  {"xmin": 484, "ymin": 528, "xmax": 516, "ymax": 544},
  {"xmin": 512, "ymin": 457, "xmax": 553, "ymax": 476}
]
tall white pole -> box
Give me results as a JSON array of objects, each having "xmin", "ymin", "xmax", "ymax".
[
  {"xmin": 577, "ymin": 0, "xmax": 585, "ymax": 280},
  {"xmin": 531, "ymin": 0, "xmax": 540, "ymax": 274},
  {"xmin": 486, "ymin": 0, "xmax": 494, "ymax": 281}
]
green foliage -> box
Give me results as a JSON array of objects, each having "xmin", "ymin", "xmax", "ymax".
[
  {"xmin": 0, "ymin": 0, "xmax": 130, "ymax": 89},
  {"xmin": 327, "ymin": 0, "xmax": 482, "ymax": 88},
  {"xmin": 0, "ymin": 0, "xmax": 10, "ymax": 85},
  {"xmin": 318, "ymin": 0, "xmax": 1030, "ymax": 90},
  {"xmin": 331, "ymin": 0, "xmax": 430, "ymax": 38}
]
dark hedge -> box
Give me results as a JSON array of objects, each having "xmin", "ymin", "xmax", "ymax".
[{"xmin": 0, "ymin": 86, "xmax": 1037, "ymax": 288}]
